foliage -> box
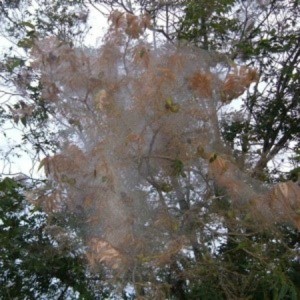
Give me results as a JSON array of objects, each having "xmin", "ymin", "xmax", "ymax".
[
  {"xmin": 178, "ymin": 0, "xmax": 237, "ymax": 50},
  {"xmin": 0, "ymin": 0, "xmax": 89, "ymax": 165},
  {"xmin": 20, "ymin": 11, "xmax": 299, "ymax": 298},
  {"xmin": 0, "ymin": 177, "xmax": 99, "ymax": 299},
  {"xmin": 101, "ymin": 0, "xmax": 300, "ymax": 180},
  {"xmin": 179, "ymin": 0, "xmax": 300, "ymax": 180},
  {"xmin": 0, "ymin": 1, "xmax": 299, "ymax": 299}
]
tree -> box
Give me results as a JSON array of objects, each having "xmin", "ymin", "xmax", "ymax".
[
  {"xmin": 0, "ymin": 177, "xmax": 101, "ymax": 299},
  {"xmin": 177, "ymin": 1, "xmax": 300, "ymax": 298},
  {"xmin": 0, "ymin": 1, "xmax": 299, "ymax": 299},
  {"xmin": 0, "ymin": 2, "xmax": 107, "ymax": 298},
  {"xmin": 179, "ymin": 0, "xmax": 300, "ymax": 181},
  {"xmin": 96, "ymin": 0, "xmax": 300, "ymax": 182},
  {"xmin": 21, "ymin": 11, "xmax": 299, "ymax": 298},
  {"xmin": 0, "ymin": 0, "xmax": 89, "ymax": 171},
  {"xmin": 178, "ymin": 0, "xmax": 237, "ymax": 50}
]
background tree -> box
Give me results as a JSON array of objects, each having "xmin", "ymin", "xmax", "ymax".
[
  {"xmin": 0, "ymin": 177, "xmax": 105, "ymax": 299},
  {"xmin": 178, "ymin": 0, "xmax": 300, "ymax": 180},
  {"xmin": 0, "ymin": 0, "xmax": 89, "ymax": 172},
  {"xmin": 0, "ymin": 2, "xmax": 106, "ymax": 298}
]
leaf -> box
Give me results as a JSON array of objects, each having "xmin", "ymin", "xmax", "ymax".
[
  {"xmin": 169, "ymin": 104, "xmax": 180, "ymax": 113},
  {"xmin": 6, "ymin": 57, "xmax": 24, "ymax": 72},
  {"xmin": 236, "ymin": 241, "xmax": 248, "ymax": 250},
  {"xmin": 212, "ymin": 156, "xmax": 228, "ymax": 174},
  {"xmin": 290, "ymin": 287, "xmax": 298, "ymax": 300},
  {"xmin": 197, "ymin": 145, "xmax": 210, "ymax": 159},
  {"xmin": 13, "ymin": 115, "xmax": 19, "ymax": 125},
  {"xmin": 172, "ymin": 159, "xmax": 185, "ymax": 177},
  {"xmin": 37, "ymin": 157, "xmax": 47, "ymax": 172},
  {"xmin": 165, "ymin": 97, "xmax": 173, "ymax": 107},
  {"xmin": 278, "ymin": 284, "xmax": 289, "ymax": 299},
  {"xmin": 289, "ymin": 167, "xmax": 300, "ymax": 182},
  {"xmin": 209, "ymin": 153, "xmax": 217, "ymax": 163},
  {"xmin": 276, "ymin": 182, "xmax": 289, "ymax": 199},
  {"xmin": 165, "ymin": 97, "xmax": 180, "ymax": 113},
  {"xmin": 20, "ymin": 116, "xmax": 27, "ymax": 127},
  {"xmin": 19, "ymin": 21, "xmax": 35, "ymax": 30},
  {"xmin": 17, "ymin": 38, "xmax": 34, "ymax": 49},
  {"xmin": 61, "ymin": 175, "xmax": 76, "ymax": 185},
  {"xmin": 0, "ymin": 177, "xmax": 19, "ymax": 191},
  {"xmin": 226, "ymin": 210, "xmax": 235, "ymax": 218},
  {"xmin": 160, "ymin": 182, "xmax": 173, "ymax": 192}
]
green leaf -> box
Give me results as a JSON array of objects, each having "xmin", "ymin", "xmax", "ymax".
[
  {"xmin": 6, "ymin": 57, "xmax": 24, "ymax": 72},
  {"xmin": 20, "ymin": 116, "xmax": 27, "ymax": 127},
  {"xmin": 0, "ymin": 177, "xmax": 19, "ymax": 191},
  {"xmin": 278, "ymin": 284, "xmax": 289, "ymax": 299},
  {"xmin": 290, "ymin": 287, "xmax": 298, "ymax": 300},
  {"xmin": 172, "ymin": 159, "xmax": 185, "ymax": 176},
  {"xmin": 19, "ymin": 21, "xmax": 35, "ymax": 30},
  {"xmin": 17, "ymin": 38, "xmax": 34, "ymax": 49},
  {"xmin": 289, "ymin": 167, "xmax": 300, "ymax": 182},
  {"xmin": 236, "ymin": 241, "xmax": 248, "ymax": 250},
  {"xmin": 169, "ymin": 104, "xmax": 180, "ymax": 113},
  {"xmin": 165, "ymin": 97, "xmax": 180, "ymax": 113},
  {"xmin": 165, "ymin": 97, "xmax": 174, "ymax": 108},
  {"xmin": 160, "ymin": 182, "xmax": 173, "ymax": 192}
]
